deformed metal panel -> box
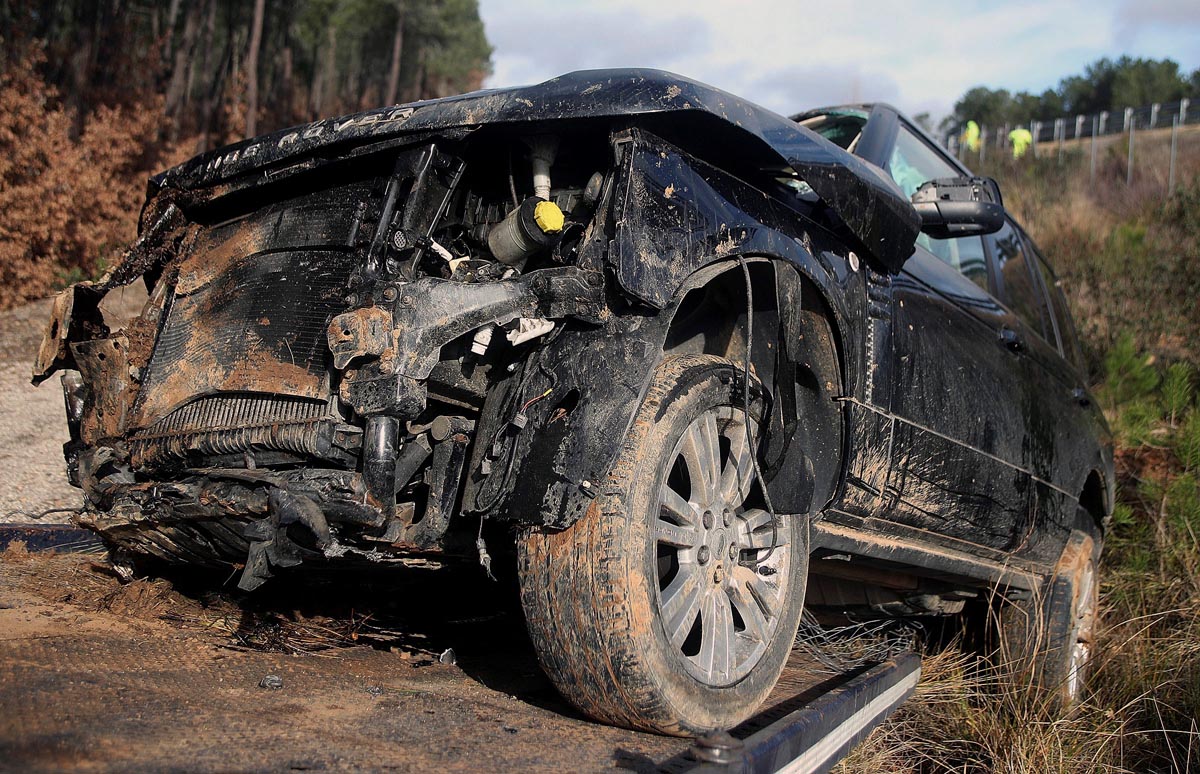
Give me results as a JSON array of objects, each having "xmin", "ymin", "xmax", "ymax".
[
  {"xmin": 153, "ymin": 69, "xmax": 921, "ymax": 273},
  {"xmin": 134, "ymin": 191, "xmax": 366, "ymax": 428}
]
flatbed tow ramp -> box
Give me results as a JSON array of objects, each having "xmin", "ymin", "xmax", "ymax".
[{"xmin": 0, "ymin": 531, "xmax": 918, "ymax": 773}]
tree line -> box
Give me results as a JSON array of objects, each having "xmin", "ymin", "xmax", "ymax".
[
  {"xmin": 944, "ymin": 56, "xmax": 1199, "ymax": 131},
  {"xmin": 0, "ymin": 0, "xmax": 492, "ymax": 148},
  {"xmin": 0, "ymin": 0, "xmax": 491, "ymax": 310}
]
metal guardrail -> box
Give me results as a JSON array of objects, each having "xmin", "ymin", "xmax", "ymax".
[
  {"xmin": 946, "ymin": 96, "xmax": 1198, "ymax": 151},
  {"xmin": 945, "ymin": 96, "xmax": 1195, "ymax": 193}
]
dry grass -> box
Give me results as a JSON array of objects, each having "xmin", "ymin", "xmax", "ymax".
[
  {"xmin": 838, "ymin": 648, "xmax": 1136, "ymax": 773},
  {"xmin": 837, "ymin": 596, "xmax": 1199, "ymax": 773},
  {"xmin": 975, "ymin": 130, "xmax": 1200, "ymax": 370}
]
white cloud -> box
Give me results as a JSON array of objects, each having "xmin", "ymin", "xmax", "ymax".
[
  {"xmin": 479, "ymin": 0, "xmax": 1199, "ymax": 124},
  {"xmin": 1115, "ymin": 0, "xmax": 1200, "ymax": 37}
]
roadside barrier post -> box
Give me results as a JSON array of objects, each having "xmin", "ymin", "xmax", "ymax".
[
  {"xmin": 1169, "ymin": 116, "xmax": 1178, "ymax": 195},
  {"xmin": 1090, "ymin": 115, "xmax": 1098, "ymax": 186},
  {"xmin": 1127, "ymin": 119, "xmax": 1135, "ymax": 187}
]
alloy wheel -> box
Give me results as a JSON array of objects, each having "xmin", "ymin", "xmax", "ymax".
[{"xmin": 653, "ymin": 405, "xmax": 789, "ymax": 686}]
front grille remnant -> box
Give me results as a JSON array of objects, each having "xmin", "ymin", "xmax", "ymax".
[
  {"xmin": 131, "ymin": 393, "xmax": 331, "ymax": 467},
  {"xmin": 131, "ymin": 182, "xmax": 370, "ymax": 430}
]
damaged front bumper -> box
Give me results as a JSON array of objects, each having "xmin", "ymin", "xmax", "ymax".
[{"xmin": 34, "ymin": 166, "xmax": 603, "ymax": 589}]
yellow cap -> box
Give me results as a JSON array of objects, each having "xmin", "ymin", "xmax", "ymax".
[{"xmin": 533, "ymin": 200, "xmax": 565, "ymax": 234}]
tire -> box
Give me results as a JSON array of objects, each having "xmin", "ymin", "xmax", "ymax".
[
  {"xmin": 998, "ymin": 525, "xmax": 1099, "ymax": 709},
  {"xmin": 517, "ymin": 354, "xmax": 808, "ymax": 735}
]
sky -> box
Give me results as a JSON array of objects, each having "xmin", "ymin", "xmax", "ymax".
[{"xmin": 477, "ymin": 0, "xmax": 1200, "ymax": 122}]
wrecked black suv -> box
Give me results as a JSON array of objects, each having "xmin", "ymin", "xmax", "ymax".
[{"xmin": 34, "ymin": 70, "xmax": 1113, "ymax": 735}]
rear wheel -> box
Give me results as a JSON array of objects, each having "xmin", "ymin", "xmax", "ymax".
[
  {"xmin": 517, "ymin": 355, "xmax": 808, "ymax": 735},
  {"xmin": 998, "ymin": 526, "xmax": 1099, "ymax": 708}
]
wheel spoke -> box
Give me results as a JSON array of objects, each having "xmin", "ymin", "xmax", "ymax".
[
  {"xmin": 745, "ymin": 571, "xmax": 779, "ymax": 620},
  {"xmin": 682, "ymin": 414, "xmax": 720, "ymax": 504},
  {"xmin": 660, "ymin": 487, "xmax": 700, "ymax": 528},
  {"xmin": 699, "ymin": 412, "xmax": 722, "ymax": 495},
  {"xmin": 660, "ymin": 564, "xmax": 704, "ymax": 646},
  {"xmin": 729, "ymin": 567, "xmax": 772, "ymax": 642},
  {"xmin": 699, "ymin": 589, "xmax": 735, "ymax": 678},
  {"xmin": 719, "ymin": 420, "xmax": 755, "ymax": 506},
  {"xmin": 740, "ymin": 507, "xmax": 773, "ymax": 532},
  {"xmin": 655, "ymin": 518, "xmax": 699, "ymax": 548},
  {"xmin": 739, "ymin": 508, "xmax": 783, "ymax": 550}
]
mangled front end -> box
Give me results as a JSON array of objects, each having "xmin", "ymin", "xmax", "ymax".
[
  {"xmin": 33, "ymin": 134, "xmax": 607, "ymax": 589},
  {"xmin": 33, "ymin": 72, "xmax": 922, "ymax": 592}
]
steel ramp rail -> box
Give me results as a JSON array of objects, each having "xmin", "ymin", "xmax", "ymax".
[
  {"xmin": 682, "ymin": 652, "xmax": 921, "ymax": 774},
  {"xmin": 0, "ymin": 523, "xmax": 103, "ymax": 552}
]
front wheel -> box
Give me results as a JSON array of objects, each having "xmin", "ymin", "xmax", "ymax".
[{"xmin": 517, "ymin": 355, "xmax": 808, "ymax": 735}]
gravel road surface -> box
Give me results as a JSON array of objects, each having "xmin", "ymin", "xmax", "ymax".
[{"xmin": 0, "ymin": 286, "xmax": 146, "ymax": 523}]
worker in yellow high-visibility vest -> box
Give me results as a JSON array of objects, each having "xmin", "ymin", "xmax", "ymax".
[
  {"xmin": 1009, "ymin": 127, "xmax": 1033, "ymax": 159},
  {"xmin": 963, "ymin": 120, "xmax": 981, "ymax": 153}
]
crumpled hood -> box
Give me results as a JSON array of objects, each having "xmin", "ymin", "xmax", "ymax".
[{"xmin": 153, "ymin": 68, "xmax": 920, "ymax": 272}]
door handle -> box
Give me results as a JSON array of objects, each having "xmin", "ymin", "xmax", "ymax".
[
  {"xmin": 1071, "ymin": 387, "xmax": 1091, "ymax": 407},
  {"xmin": 998, "ymin": 327, "xmax": 1022, "ymax": 352}
]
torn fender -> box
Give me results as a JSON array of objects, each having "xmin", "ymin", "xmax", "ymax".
[{"xmin": 464, "ymin": 257, "xmax": 848, "ymax": 529}]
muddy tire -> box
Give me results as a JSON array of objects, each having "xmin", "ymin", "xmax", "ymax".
[
  {"xmin": 517, "ymin": 354, "xmax": 808, "ymax": 735},
  {"xmin": 998, "ymin": 526, "xmax": 1099, "ymax": 709}
]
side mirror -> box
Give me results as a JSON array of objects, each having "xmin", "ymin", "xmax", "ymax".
[{"xmin": 912, "ymin": 176, "xmax": 1005, "ymax": 239}]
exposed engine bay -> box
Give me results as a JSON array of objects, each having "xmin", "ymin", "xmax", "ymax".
[{"xmin": 34, "ymin": 129, "xmax": 620, "ymax": 589}]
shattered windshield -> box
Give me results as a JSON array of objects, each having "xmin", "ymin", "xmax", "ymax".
[{"xmin": 796, "ymin": 110, "xmax": 869, "ymax": 152}]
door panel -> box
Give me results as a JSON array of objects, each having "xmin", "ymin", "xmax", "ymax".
[
  {"xmin": 834, "ymin": 264, "xmax": 896, "ymax": 518},
  {"xmin": 998, "ymin": 233, "xmax": 1102, "ymax": 559},
  {"xmin": 886, "ymin": 250, "xmax": 1034, "ymax": 551}
]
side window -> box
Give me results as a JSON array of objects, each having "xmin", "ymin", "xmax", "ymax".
[
  {"xmin": 1032, "ymin": 247, "xmax": 1085, "ymax": 369},
  {"xmin": 988, "ymin": 221, "xmax": 1052, "ymax": 342},
  {"xmin": 886, "ymin": 127, "xmax": 988, "ymax": 290}
]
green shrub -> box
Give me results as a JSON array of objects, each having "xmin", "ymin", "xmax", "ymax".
[
  {"xmin": 1178, "ymin": 410, "xmax": 1200, "ymax": 472},
  {"xmin": 1162, "ymin": 362, "xmax": 1196, "ymax": 426},
  {"xmin": 1103, "ymin": 332, "xmax": 1161, "ymax": 410}
]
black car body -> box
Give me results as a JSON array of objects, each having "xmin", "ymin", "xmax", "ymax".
[{"xmin": 34, "ymin": 70, "xmax": 1113, "ymax": 734}]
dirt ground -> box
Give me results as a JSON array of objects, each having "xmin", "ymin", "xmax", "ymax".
[
  {"xmin": 0, "ymin": 290, "xmax": 840, "ymax": 772},
  {"xmin": 0, "ymin": 290, "xmax": 698, "ymax": 772},
  {"xmin": 0, "ymin": 547, "xmax": 710, "ymax": 773},
  {"xmin": 0, "ymin": 286, "xmax": 146, "ymax": 523}
]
